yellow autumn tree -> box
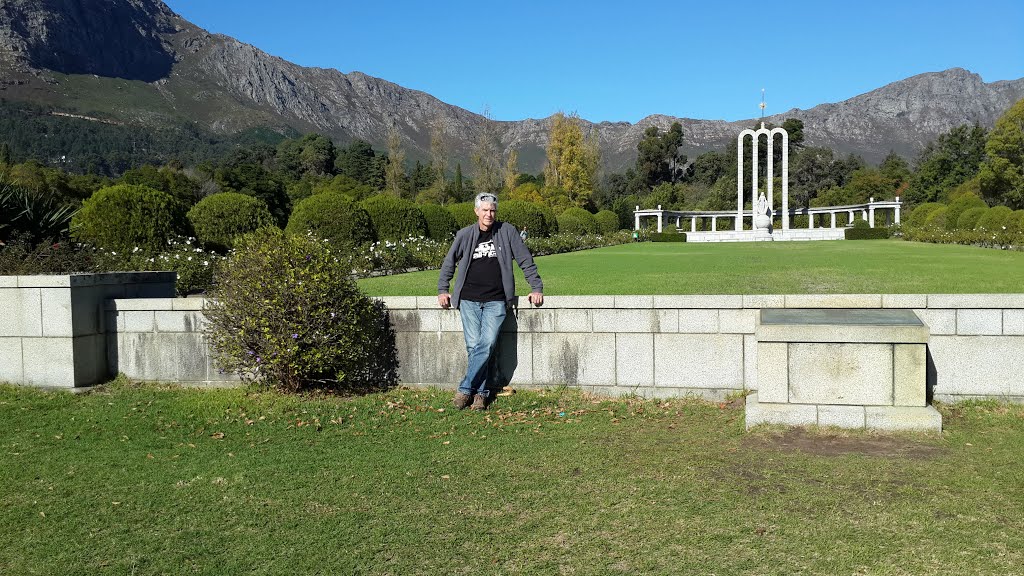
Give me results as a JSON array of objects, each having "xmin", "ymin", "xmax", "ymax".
[{"xmin": 544, "ymin": 112, "xmax": 600, "ymax": 208}]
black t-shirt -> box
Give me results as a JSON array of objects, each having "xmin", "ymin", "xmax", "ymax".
[{"xmin": 460, "ymin": 226, "xmax": 505, "ymax": 302}]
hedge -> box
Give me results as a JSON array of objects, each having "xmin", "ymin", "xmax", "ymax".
[
  {"xmin": 360, "ymin": 195, "xmax": 429, "ymax": 240},
  {"xmin": 498, "ymin": 200, "xmax": 550, "ymax": 237},
  {"xmin": 957, "ymin": 207, "xmax": 988, "ymax": 231},
  {"xmin": 650, "ymin": 232, "xmax": 687, "ymax": 242},
  {"xmin": 594, "ymin": 210, "xmax": 620, "ymax": 234},
  {"xmin": 945, "ymin": 194, "xmax": 986, "ymax": 231},
  {"xmin": 187, "ymin": 192, "xmax": 276, "ymax": 251},
  {"xmin": 71, "ymin": 184, "xmax": 188, "ymax": 254},
  {"xmin": 418, "ymin": 203, "xmax": 458, "ymax": 240},
  {"xmin": 446, "ymin": 202, "xmax": 477, "ymax": 228},
  {"xmin": 286, "ymin": 191, "xmax": 375, "ymax": 246},
  {"xmin": 557, "ymin": 207, "xmax": 599, "ymax": 235},
  {"xmin": 976, "ymin": 205, "xmax": 1014, "ymax": 232}
]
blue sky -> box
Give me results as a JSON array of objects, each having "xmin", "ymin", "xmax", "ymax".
[{"xmin": 164, "ymin": 0, "xmax": 1024, "ymax": 124}]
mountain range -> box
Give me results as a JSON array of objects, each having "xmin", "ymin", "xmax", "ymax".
[{"xmin": 0, "ymin": 0, "xmax": 1022, "ymax": 173}]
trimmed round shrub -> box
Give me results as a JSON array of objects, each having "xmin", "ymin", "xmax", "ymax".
[
  {"xmin": 1003, "ymin": 210, "xmax": 1024, "ymax": 235},
  {"xmin": 418, "ymin": 203, "xmax": 458, "ymax": 240},
  {"xmin": 924, "ymin": 206, "xmax": 948, "ymax": 229},
  {"xmin": 594, "ymin": 210, "xmax": 620, "ymax": 234},
  {"xmin": 557, "ymin": 207, "xmax": 599, "ymax": 235},
  {"xmin": 957, "ymin": 207, "xmax": 988, "ymax": 231},
  {"xmin": 187, "ymin": 192, "xmax": 276, "ymax": 252},
  {"xmin": 358, "ymin": 195, "xmax": 428, "ymax": 241},
  {"xmin": 907, "ymin": 202, "xmax": 944, "ymax": 228},
  {"xmin": 71, "ymin": 184, "xmax": 187, "ymax": 254},
  {"xmin": 205, "ymin": 227, "xmax": 398, "ymax": 393},
  {"xmin": 945, "ymin": 193, "xmax": 987, "ymax": 231},
  {"xmin": 499, "ymin": 200, "xmax": 549, "ymax": 237},
  {"xmin": 536, "ymin": 203, "xmax": 559, "ymax": 236},
  {"xmin": 976, "ymin": 205, "xmax": 1013, "ymax": 231},
  {"xmin": 447, "ymin": 202, "xmax": 477, "ymax": 228},
  {"xmin": 286, "ymin": 191, "xmax": 375, "ymax": 246}
]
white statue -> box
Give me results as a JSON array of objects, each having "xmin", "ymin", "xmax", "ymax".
[{"xmin": 754, "ymin": 192, "xmax": 772, "ymax": 230}]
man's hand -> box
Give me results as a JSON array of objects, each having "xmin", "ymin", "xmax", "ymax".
[
  {"xmin": 438, "ymin": 293, "xmax": 451, "ymax": 309},
  {"xmin": 527, "ymin": 292, "xmax": 543, "ymax": 307}
]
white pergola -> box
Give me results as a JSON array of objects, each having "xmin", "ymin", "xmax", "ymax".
[{"xmin": 634, "ymin": 197, "xmax": 902, "ymax": 234}]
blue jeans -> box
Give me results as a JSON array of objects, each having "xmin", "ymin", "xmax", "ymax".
[{"xmin": 457, "ymin": 300, "xmax": 507, "ymax": 398}]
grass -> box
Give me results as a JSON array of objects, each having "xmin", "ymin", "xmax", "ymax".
[
  {"xmin": 3, "ymin": 381, "xmax": 1024, "ymax": 575},
  {"xmin": 358, "ymin": 240, "xmax": 1024, "ymax": 296}
]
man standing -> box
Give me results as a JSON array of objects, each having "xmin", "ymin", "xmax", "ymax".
[{"xmin": 438, "ymin": 192, "xmax": 544, "ymax": 410}]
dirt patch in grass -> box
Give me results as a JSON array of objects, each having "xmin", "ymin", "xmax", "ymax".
[{"xmin": 743, "ymin": 428, "xmax": 946, "ymax": 459}]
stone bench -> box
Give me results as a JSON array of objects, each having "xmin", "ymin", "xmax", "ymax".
[{"xmin": 745, "ymin": 308, "xmax": 942, "ymax": 432}]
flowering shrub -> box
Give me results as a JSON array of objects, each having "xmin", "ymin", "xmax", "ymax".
[
  {"xmin": 901, "ymin": 225, "xmax": 1024, "ymax": 250},
  {"xmin": 205, "ymin": 227, "xmax": 398, "ymax": 393},
  {"xmin": 0, "ymin": 233, "xmax": 98, "ymax": 275},
  {"xmin": 95, "ymin": 237, "xmax": 227, "ymax": 296}
]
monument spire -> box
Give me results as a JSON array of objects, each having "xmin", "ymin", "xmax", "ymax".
[{"xmin": 759, "ymin": 88, "xmax": 766, "ymax": 126}]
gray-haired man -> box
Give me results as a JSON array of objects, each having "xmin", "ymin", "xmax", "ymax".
[{"xmin": 438, "ymin": 192, "xmax": 544, "ymax": 410}]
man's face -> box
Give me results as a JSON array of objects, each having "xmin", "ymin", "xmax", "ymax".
[{"xmin": 475, "ymin": 202, "xmax": 496, "ymax": 229}]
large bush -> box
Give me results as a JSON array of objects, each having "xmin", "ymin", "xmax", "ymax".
[
  {"xmin": 976, "ymin": 205, "xmax": 1013, "ymax": 231},
  {"xmin": 71, "ymin": 184, "xmax": 187, "ymax": 254},
  {"xmin": 537, "ymin": 203, "xmax": 559, "ymax": 235},
  {"xmin": 205, "ymin": 228, "xmax": 398, "ymax": 393},
  {"xmin": 418, "ymin": 203, "xmax": 458, "ymax": 240},
  {"xmin": 1004, "ymin": 210, "xmax": 1024, "ymax": 235},
  {"xmin": 286, "ymin": 191, "xmax": 375, "ymax": 246},
  {"xmin": 945, "ymin": 193, "xmax": 987, "ymax": 231},
  {"xmin": 187, "ymin": 192, "xmax": 276, "ymax": 251},
  {"xmin": 447, "ymin": 202, "xmax": 477, "ymax": 228},
  {"xmin": 957, "ymin": 207, "xmax": 988, "ymax": 231},
  {"xmin": 594, "ymin": 210, "xmax": 620, "ymax": 234},
  {"xmin": 924, "ymin": 206, "xmax": 948, "ymax": 229},
  {"xmin": 906, "ymin": 202, "xmax": 945, "ymax": 228},
  {"xmin": 360, "ymin": 194, "xmax": 428, "ymax": 240},
  {"xmin": 499, "ymin": 200, "xmax": 549, "ymax": 237},
  {"xmin": 557, "ymin": 207, "xmax": 599, "ymax": 235}
]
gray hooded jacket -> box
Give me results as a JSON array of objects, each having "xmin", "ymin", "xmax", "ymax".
[{"xmin": 438, "ymin": 221, "xmax": 543, "ymax": 309}]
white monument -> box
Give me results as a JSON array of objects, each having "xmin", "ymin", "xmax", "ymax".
[{"xmin": 737, "ymin": 122, "xmax": 789, "ymax": 233}]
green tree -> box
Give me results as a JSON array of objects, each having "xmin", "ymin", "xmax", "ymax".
[
  {"xmin": 908, "ymin": 124, "xmax": 988, "ymax": 204},
  {"xmin": 978, "ymin": 98, "xmax": 1024, "ymax": 208},
  {"xmin": 336, "ymin": 140, "xmax": 383, "ymax": 188},
  {"xmin": 635, "ymin": 122, "xmax": 686, "ymax": 188}
]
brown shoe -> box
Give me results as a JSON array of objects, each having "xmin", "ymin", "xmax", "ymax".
[
  {"xmin": 471, "ymin": 394, "xmax": 487, "ymax": 410},
  {"xmin": 453, "ymin": 392, "xmax": 472, "ymax": 410}
]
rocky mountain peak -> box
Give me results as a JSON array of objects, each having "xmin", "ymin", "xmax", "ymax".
[{"xmin": 0, "ymin": 0, "xmax": 182, "ymax": 81}]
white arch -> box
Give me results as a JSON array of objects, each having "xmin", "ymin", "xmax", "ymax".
[{"xmin": 735, "ymin": 123, "xmax": 791, "ymax": 232}]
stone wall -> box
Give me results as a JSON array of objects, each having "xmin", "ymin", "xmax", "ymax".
[
  {"xmin": 0, "ymin": 273, "xmax": 175, "ymax": 387},
  {"xmin": 5, "ymin": 284, "xmax": 1023, "ymax": 402},
  {"xmin": 381, "ymin": 294, "xmax": 1024, "ymax": 403}
]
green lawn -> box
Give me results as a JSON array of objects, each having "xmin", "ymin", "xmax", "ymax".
[
  {"xmin": 3, "ymin": 382, "xmax": 1024, "ymax": 575},
  {"xmin": 358, "ymin": 240, "xmax": 1024, "ymax": 296}
]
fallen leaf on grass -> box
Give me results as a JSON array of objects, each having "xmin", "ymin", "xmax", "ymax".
[
  {"xmin": 210, "ymin": 432, "xmax": 225, "ymax": 440},
  {"xmin": 441, "ymin": 475, "xmax": 450, "ymax": 480}
]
